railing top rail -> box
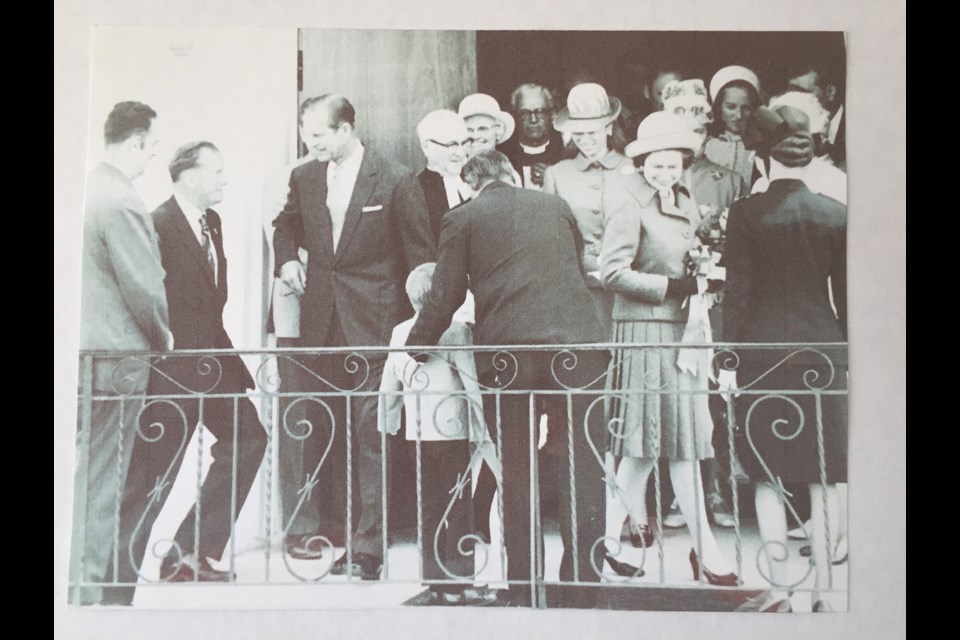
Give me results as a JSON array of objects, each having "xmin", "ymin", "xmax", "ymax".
[{"xmin": 77, "ymin": 342, "xmax": 849, "ymax": 357}]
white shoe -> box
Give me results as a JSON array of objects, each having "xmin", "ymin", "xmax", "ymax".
[
  {"xmin": 662, "ymin": 499, "xmax": 685, "ymax": 529},
  {"xmin": 787, "ymin": 520, "xmax": 811, "ymax": 540}
]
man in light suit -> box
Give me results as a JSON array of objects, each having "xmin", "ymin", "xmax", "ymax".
[
  {"xmin": 108, "ymin": 142, "xmax": 268, "ymax": 604},
  {"xmin": 71, "ymin": 101, "xmax": 172, "ymax": 605},
  {"xmin": 273, "ymin": 94, "xmax": 434, "ymax": 579},
  {"xmin": 405, "ymin": 151, "xmax": 609, "ymax": 608}
]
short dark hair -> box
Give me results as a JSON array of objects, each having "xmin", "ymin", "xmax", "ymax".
[
  {"xmin": 783, "ymin": 58, "xmax": 845, "ymax": 101},
  {"xmin": 632, "ymin": 148, "xmax": 695, "ymax": 171},
  {"xmin": 461, "ymin": 150, "xmax": 515, "ymax": 190},
  {"xmin": 168, "ymin": 141, "xmax": 219, "ymax": 182},
  {"xmin": 298, "ymin": 94, "xmax": 356, "ymax": 128},
  {"xmin": 103, "ymin": 101, "xmax": 156, "ymax": 145}
]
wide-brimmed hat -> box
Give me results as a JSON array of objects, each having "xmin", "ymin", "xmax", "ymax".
[
  {"xmin": 552, "ymin": 83, "xmax": 622, "ymax": 133},
  {"xmin": 709, "ymin": 65, "xmax": 761, "ymax": 103},
  {"xmin": 743, "ymin": 105, "xmax": 813, "ymax": 156},
  {"xmin": 458, "ymin": 94, "xmax": 515, "ymax": 143},
  {"xmin": 625, "ymin": 111, "xmax": 704, "ymax": 158},
  {"xmin": 662, "ymin": 79, "xmax": 713, "ymax": 125}
]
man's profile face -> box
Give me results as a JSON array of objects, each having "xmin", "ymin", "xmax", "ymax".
[
  {"xmin": 788, "ymin": 70, "xmax": 830, "ymax": 109},
  {"xmin": 300, "ymin": 105, "xmax": 348, "ymax": 162},
  {"xmin": 516, "ymin": 89, "xmax": 552, "ymax": 146},
  {"xmin": 422, "ymin": 122, "xmax": 470, "ymax": 177},
  {"xmin": 464, "ymin": 114, "xmax": 499, "ymax": 157},
  {"xmin": 188, "ymin": 147, "xmax": 227, "ymax": 208},
  {"xmin": 129, "ymin": 120, "xmax": 159, "ymax": 179}
]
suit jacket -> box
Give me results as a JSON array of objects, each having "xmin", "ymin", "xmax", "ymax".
[
  {"xmin": 406, "ymin": 181, "xmax": 604, "ymax": 349},
  {"xmin": 79, "ymin": 162, "xmax": 170, "ymax": 392},
  {"xmin": 273, "ymin": 149, "xmax": 435, "ymax": 347},
  {"xmin": 600, "ymin": 174, "xmax": 705, "ymax": 323},
  {"xmin": 417, "ymin": 168, "xmax": 462, "ymax": 244},
  {"xmin": 499, "ymin": 131, "xmax": 568, "ymax": 188},
  {"xmin": 151, "ymin": 196, "xmax": 255, "ymax": 391},
  {"xmin": 722, "ymin": 179, "xmax": 847, "ymax": 366}
]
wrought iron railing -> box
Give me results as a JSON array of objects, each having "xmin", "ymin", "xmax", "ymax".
[{"xmin": 68, "ymin": 342, "xmax": 848, "ymax": 610}]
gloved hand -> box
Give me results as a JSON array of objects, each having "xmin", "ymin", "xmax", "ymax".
[{"xmin": 666, "ymin": 276, "xmax": 699, "ymax": 299}]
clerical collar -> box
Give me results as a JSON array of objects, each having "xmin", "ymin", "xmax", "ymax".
[{"xmin": 520, "ymin": 141, "xmax": 550, "ymax": 155}]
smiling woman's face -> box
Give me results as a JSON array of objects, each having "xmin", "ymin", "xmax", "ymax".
[
  {"xmin": 642, "ymin": 149, "xmax": 685, "ymax": 190},
  {"xmin": 719, "ymin": 86, "xmax": 756, "ymax": 135},
  {"xmin": 570, "ymin": 124, "xmax": 611, "ymax": 160}
]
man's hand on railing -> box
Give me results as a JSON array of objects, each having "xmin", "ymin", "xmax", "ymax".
[
  {"xmin": 279, "ymin": 261, "xmax": 306, "ymax": 296},
  {"xmin": 717, "ymin": 369, "xmax": 740, "ymax": 401}
]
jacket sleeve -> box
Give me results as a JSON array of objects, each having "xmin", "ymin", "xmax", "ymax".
[
  {"xmin": 102, "ymin": 196, "xmax": 171, "ymax": 350},
  {"xmin": 718, "ymin": 201, "xmax": 753, "ymax": 343},
  {"xmin": 378, "ymin": 351, "xmax": 404, "ymax": 436},
  {"xmin": 392, "ymin": 171, "xmax": 437, "ymax": 272},
  {"xmin": 406, "ymin": 212, "xmax": 469, "ymax": 348},
  {"xmin": 541, "ymin": 165, "xmax": 559, "ymax": 196},
  {"xmin": 271, "ymin": 170, "xmax": 304, "ymax": 275},
  {"xmin": 599, "ymin": 200, "xmax": 669, "ymax": 303}
]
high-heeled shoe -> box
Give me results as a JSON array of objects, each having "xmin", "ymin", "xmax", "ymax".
[
  {"xmin": 689, "ymin": 548, "xmax": 741, "ymax": 587},
  {"xmin": 604, "ymin": 553, "xmax": 645, "ymax": 578},
  {"xmin": 628, "ymin": 523, "xmax": 655, "ymax": 548}
]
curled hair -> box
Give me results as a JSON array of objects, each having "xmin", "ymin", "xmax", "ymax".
[
  {"xmin": 298, "ymin": 94, "xmax": 356, "ymax": 128},
  {"xmin": 405, "ymin": 262, "xmax": 436, "ymax": 310},
  {"xmin": 460, "ymin": 150, "xmax": 515, "ymax": 190},
  {"xmin": 509, "ymin": 83, "xmax": 556, "ymax": 113},
  {"xmin": 168, "ymin": 141, "xmax": 219, "ymax": 182},
  {"xmin": 104, "ymin": 101, "xmax": 156, "ymax": 145}
]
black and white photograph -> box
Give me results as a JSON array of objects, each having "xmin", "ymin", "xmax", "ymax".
[{"xmin": 53, "ymin": 1, "xmax": 905, "ymax": 638}]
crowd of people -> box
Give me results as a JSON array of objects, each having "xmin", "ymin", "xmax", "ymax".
[{"xmin": 71, "ymin": 55, "xmax": 848, "ymax": 611}]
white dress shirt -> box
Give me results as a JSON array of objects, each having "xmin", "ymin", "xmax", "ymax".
[
  {"xmin": 174, "ymin": 191, "xmax": 218, "ymax": 286},
  {"xmin": 441, "ymin": 174, "xmax": 470, "ymax": 209},
  {"xmin": 829, "ymin": 105, "xmax": 844, "ymax": 146},
  {"xmin": 520, "ymin": 142, "xmax": 548, "ymax": 191},
  {"xmin": 326, "ymin": 143, "xmax": 365, "ymax": 251}
]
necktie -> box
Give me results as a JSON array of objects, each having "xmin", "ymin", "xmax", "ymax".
[{"xmin": 198, "ymin": 213, "xmax": 217, "ymax": 287}]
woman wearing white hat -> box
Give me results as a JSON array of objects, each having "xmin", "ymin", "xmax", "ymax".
[
  {"xmin": 599, "ymin": 111, "xmax": 738, "ymax": 586},
  {"xmin": 703, "ymin": 65, "xmax": 762, "ymax": 188},
  {"xmin": 542, "ymin": 83, "xmax": 630, "ymax": 339}
]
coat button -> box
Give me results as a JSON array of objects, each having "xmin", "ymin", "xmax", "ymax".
[
  {"xmin": 592, "ymin": 209, "xmax": 601, "ymax": 215},
  {"xmin": 683, "ymin": 231, "xmax": 692, "ymax": 238},
  {"xmin": 590, "ymin": 183, "xmax": 600, "ymax": 190}
]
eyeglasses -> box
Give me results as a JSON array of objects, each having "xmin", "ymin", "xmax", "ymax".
[
  {"xmin": 518, "ymin": 109, "xmax": 552, "ymax": 122},
  {"xmin": 428, "ymin": 138, "xmax": 472, "ymax": 149}
]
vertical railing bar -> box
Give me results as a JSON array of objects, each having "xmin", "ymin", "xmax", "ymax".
[
  {"xmin": 726, "ymin": 392, "xmax": 742, "ymax": 582},
  {"xmin": 112, "ymin": 394, "xmax": 125, "ymax": 586},
  {"xmin": 653, "ymin": 350, "xmax": 664, "ymax": 584},
  {"xmin": 415, "ymin": 392, "xmax": 424, "ymax": 583},
  {"xmin": 72, "ymin": 354, "xmax": 94, "ymax": 604},
  {"xmin": 528, "ymin": 392, "xmax": 538, "ymax": 609},
  {"xmin": 566, "ymin": 390, "xmax": 579, "ymax": 584},
  {"xmin": 230, "ymin": 396, "xmax": 239, "ymax": 582},
  {"xmin": 495, "ymin": 392, "xmax": 506, "ymax": 586},
  {"xmin": 815, "ymin": 391, "xmax": 833, "ymax": 589},
  {"xmin": 195, "ymin": 395, "xmax": 204, "ymax": 583},
  {"xmin": 345, "ymin": 395, "xmax": 353, "ymax": 580},
  {"xmin": 380, "ymin": 390, "xmax": 389, "ymax": 580}
]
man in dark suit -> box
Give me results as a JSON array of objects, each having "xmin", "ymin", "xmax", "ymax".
[
  {"xmin": 71, "ymin": 101, "xmax": 172, "ymax": 606},
  {"xmin": 405, "ymin": 150, "xmax": 609, "ymax": 608},
  {"xmin": 109, "ymin": 142, "xmax": 268, "ymax": 603},
  {"xmin": 498, "ymin": 84, "xmax": 567, "ymax": 190},
  {"xmin": 273, "ymin": 95, "xmax": 435, "ymax": 579},
  {"xmin": 785, "ymin": 60, "xmax": 845, "ymax": 169}
]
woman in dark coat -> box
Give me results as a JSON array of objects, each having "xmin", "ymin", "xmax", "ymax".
[{"xmin": 723, "ymin": 105, "xmax": 847, "ymax": 612}]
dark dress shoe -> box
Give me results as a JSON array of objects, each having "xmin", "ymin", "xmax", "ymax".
[
  {"xmin": 160, "ymin": 556, "xmax": 233, "ymax": 583},
  {"xmin": 604, "ymin": 553, "xmax": 645, "ymax": 577},
  {"xmin": 628, "ymin": 524, "xmax": 655, "ymax": 548},
  {"xmin": 330, "ymin": 552, "xmax": 383, "ymax": 581},
  {"xmin": 689, "ymin": 549, "xmax": 741, "ymax": 587},
  {"xmin": 285, "ymin": 534, "xmax": 327, "ymax": 560}
]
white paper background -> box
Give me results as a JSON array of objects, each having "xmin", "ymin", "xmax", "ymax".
[{"xmin": 53, "ymin": 1, "xmax": 906, "ymax": 638}]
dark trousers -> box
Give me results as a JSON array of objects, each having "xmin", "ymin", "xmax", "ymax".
[
  {"xmin": 277, "ymin": 319, "xmax": 386, "ymax": 557},
  {"xmin": 108, "ymin": 359, "xmax": 267, "ymax": 603},
  {"xmin": 419, "ymin": 439, "xmax": 473, "ymax": 591},
  {"xmin": 479, "ymin": 349, "xmax": 608, "ymax": 602}
]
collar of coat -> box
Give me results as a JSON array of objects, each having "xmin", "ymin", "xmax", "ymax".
[
  {"xmin": 572, "ymin": 149, "xmax": 625, "ymax": 172},
  {"xmin": 627, "ymin": 174, "xmax": 692, "ymax": 211}
]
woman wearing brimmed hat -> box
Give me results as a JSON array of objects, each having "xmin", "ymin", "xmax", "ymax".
[
  {"xmin": 542, "ymin": 83, "xmax": 630, "ymax": 339},
  {"xmin": 724, "ymin": 105, "xmax": 847, "ymax": 612},
  {"xmin": 598, "ymin": 110, "xmax": 738, "ymax": 586},
  {"xmin": 703, "ymin": 65, "xmax": 762, "ymax": 188}
]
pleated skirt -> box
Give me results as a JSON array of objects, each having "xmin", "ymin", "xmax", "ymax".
[{"xmin": 606, "ymin": 319, "xmax": 715, "ymax": 460}]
